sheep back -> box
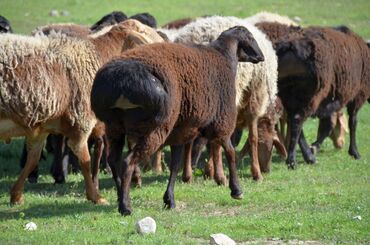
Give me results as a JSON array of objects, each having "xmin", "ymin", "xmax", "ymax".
[
  {"xmin": 0, "ymin": 33, "xmax": 100, "ymax": 131},
  {"xmin": 174, "ymin": 16, "xmax": 278, "ymax": 119},
  {"xmin": 277, "ymin": 26, "xmax": 370, "ymax": 117}
]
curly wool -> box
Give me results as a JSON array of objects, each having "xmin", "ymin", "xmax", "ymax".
[
  {"xmin": 174, "ymin": 16, "xmax": 278, "ymax": 118},
  {"xmin": 0, "ymin": 33, "xmax": 101, "ymax": 131}
]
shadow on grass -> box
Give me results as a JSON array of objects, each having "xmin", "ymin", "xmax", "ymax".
[{"xmin": 0, "ymin": 201, "xmax": 115, "ymax": 220}]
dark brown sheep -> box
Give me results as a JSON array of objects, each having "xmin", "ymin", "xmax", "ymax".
[
  {"xmin": 91, "ymin": 26, "xmax": 264, "ymax": 215},
  {"xmin": 275, "ymin": 25, "xmax": 370, "ymax": 168},
  {"xmin": 257, "ymin": 21, "xmax": 351, "ymax": 163}
]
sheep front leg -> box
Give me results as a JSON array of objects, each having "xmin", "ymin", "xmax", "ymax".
[
  {"xmin": 221, "ymin": 139, "xmax": 243, "ymax": 199},
  {"xmin": 163, "ymin": 145, "xmax": 184, "ymax": 209},
  {"xmin": 286, "ymin": 113, "xmax": 304, "ymax": 169},
  {"xmin": 11, "ymin": 133, "xmax": 48, "ymax": 204},
  {"xmin": 298, "ymin": 131, "xmax": 316, "ymax": 164},
  {"xmin": 249, "ymin": 119, "xmax": 263, "ymax": 181},
  {"xmin": 210, "ymin": 143, "xmax": 227, "ymax": 186},
  {"xmin": 347, "ymin": 102, "xmax": 361, "ymax": 159},
  {"xmin": 92, "ymin": 136, "xmax": 104, "ymax": 190},
  {"xmin": 311, "ymin": 116, "xmax": 334, "ymax": 155},
  {"xmin": 152, "ymin": 150, "xmax": 163, "ymax": 174},
  {"xmin": 68, "ymin": 137, "xmax": 107, "ymax": 205},
  {"xmin": 182, "ymin": 141, "xmax": 193, "ymax": 183}
]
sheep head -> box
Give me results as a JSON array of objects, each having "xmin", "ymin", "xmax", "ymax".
[{"xmin": 217, "ymin": 26, "xmax": 264, "ymax": 63}]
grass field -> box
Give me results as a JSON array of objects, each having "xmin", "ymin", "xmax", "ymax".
[{"xmin": 0, "ymin": 0, "xmax": 370, "ymax": 244}]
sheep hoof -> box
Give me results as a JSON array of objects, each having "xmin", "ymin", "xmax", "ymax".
[
  {"xmin": 182, "ymin": 174, "xmax": 192, "ymax": 183},
  {"xmin": 10, "ymin": 193, "xmax": 24, "ymax": 205},
  {"xmin": 119, "ymin": 206, "xmax": 132, "ymax": 216},
  {"xmin": 163, "ymin": 201, "xmax": 176, "ymax": 209},
  {"xmin": 231, "ymin": 190, "xmax": 243, "ymax": 200},
  {"xmin": 349, "ymin": 149, "xmax": 361, "ymax": 160},
  {"xmin": 310, "ymin": 145, "xmax": 319, "ymax": 155},
  {"xmin": 96, "ymin": 197, "xmax": 109, "ymax": 205},
  {"xmin": 287, "ymin": 162, "xmax": 297, "ymax": 170},
  {"xmin": 253, "ymin": 175, "xmax": 263, "ymax": 182},
  {"xmin": 215, "ymin": 176, "xmax": 227, "ymax": 186}
]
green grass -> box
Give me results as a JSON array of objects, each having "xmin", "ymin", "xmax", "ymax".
[{"xmin": 1, "ymin": 0, "xmax": 370, "ymax": 244}]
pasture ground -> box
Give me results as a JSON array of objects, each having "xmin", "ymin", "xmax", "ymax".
[{"xmin": 0, "ymin": 0, "xmax": 369, "ymax": 244}]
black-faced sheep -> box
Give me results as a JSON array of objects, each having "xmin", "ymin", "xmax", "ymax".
[
  {"xmin": 0, "ymin": 15, "xmax": 12, "ymax": 33},
  {"xmin": 275, "ymin": 25, "xmax": 370, "ymax": 168},
  {"xmin": 0, "ymin": 19, "xmax": 165, "ymax": 205},
  {"xmin": 91, "ymin": 26, "xmax": 264, "ymax": 215}
]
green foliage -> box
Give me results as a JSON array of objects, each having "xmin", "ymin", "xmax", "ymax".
[{"xmin": 0, "ymin": 1, "xmax": 369, "ymax": 243}]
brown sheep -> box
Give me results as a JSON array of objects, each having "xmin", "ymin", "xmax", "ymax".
[
  {"xmin": 257, "ymin": 21, "xmax": 350, "ymax": 162},
  {"xmin": 91, "ymin": 26, "xmax": 265, "ymax": 215},
  {"xmin": 275, "ymin": 25, "xmax": 370, "ymax": 168},
  {"xmin": 0, "ymin": 19, "xmax": 165, "ymax": 205}
]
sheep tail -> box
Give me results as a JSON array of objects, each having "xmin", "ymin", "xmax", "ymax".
[{"xmin": 91, "ymin": 59, "xmax": 170, "ymax": 122}]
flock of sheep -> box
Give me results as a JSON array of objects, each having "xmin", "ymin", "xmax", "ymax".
[{"xmin": 0, "ymin": 11, "xmax": 369, "ymax": 216}]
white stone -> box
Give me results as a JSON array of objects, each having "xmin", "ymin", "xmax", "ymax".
[
  {"xmin": 136, "ymin": 217, "xmax": 156, "ymax": 234},
  {"xmin": 49, "ymin": 10, "xmax": 59, "ymax": 17},
  {"xmin": 210, "ymin": 233, "xmax": 236, "ymax": 245},
  {"xmin": 24, "ymin": 222, "xmax": 37, "ymax": 231},
  {"xmin": 353, "ymin": 215, "xmax": 362, "ymax": 220}
]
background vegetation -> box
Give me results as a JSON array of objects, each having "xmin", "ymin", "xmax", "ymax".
[{"xmin": 0, "ymin": 0, "xmax": 369, "ymax": 244}]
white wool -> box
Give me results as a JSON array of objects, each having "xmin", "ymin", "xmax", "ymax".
[
  {"xmin": 245, "ymin": 11, "xmax": 298, "ymax": 26},
  {"xmin": 0, "ymin": 33, "xmax": 100, "ymax": 131},
  {"xmin": 174, "ymin": 16, "xmax": 278, "ymax": 117},
  {"xmin": 156, "ymin": 28, "xmax": 179, "ymax": 42}
]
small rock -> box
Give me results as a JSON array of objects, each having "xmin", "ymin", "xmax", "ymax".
[
  {"xmin": 293, "ymin": 16, "xmax": 302, "ymax": 23},
  {"xmin": 271, "ymin": 237, "xmax": 280, "ymax": 241},
  {"xmin": 136, "ymin": 217, "xmax": 156, "ymax": 234},
  {"xmin": 210, "ymin": 233, "xmax": 236, "ymax": 245},
  {"xmin": 61, "ymin": 10, "xmax": 70, "ymax": 16},
  {"xmin": 24, "ymin": 222, "xmax": 37, "ymax": 231},
  {"xmin": 353, "ymin": 215, "xmax": 362, "ymax": 220},
  {"xmin": 49, "ymin": 10, "xmax": 59, "ymax": 17}
]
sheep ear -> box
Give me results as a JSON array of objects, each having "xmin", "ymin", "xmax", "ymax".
[
  {"xmin": 273, "ymin": 134, "xmax": 287, "ymax": 158},
  {"xmin": 237, "ymin": 38, "xmax": 264, "ymax": 63},
  {"xmin": 125, "ymin": 31, "xmax": 152, "ymax": 49}
]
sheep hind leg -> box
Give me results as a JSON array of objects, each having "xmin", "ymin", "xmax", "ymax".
[
  {"xmin": 10, "ymin": 133, "xmax": 48, "ymax": 204},
  {"xmin": 347, "ymin": 103, "xmax": 361, "ymax": 159},
  {"xmin": 68, "ymin": 137, "xmax": 107, "ymax": 205},
  {"xmin": 107, "ymin": 134, "xmax": 125, "ymax": 199},
  {"xmin": 249, "ymin": 119, "xmax": 263, "ymax": 181},
  {"xmin": 221, "ymin": 139, "xmax": 243, "ymax": 199},
  {"xmin": 298, "ymin": 131, "xmax": 316, "ymax": 164},
  {"xmin": 163, "ymin": 145, "xmax": 183, "ymax": 209},
  {"xmin": 210, "ymin": 143, "xmax": 227, "ymax": 186},
  {"xmin": 311, "ymin": 116, "xmax": 333, "ymax": 155},
  {"xmin": 182, "ymin": 141, "xmax": 193, "ymax": 183},
  {"xmin": 92, "ymin": 136, "xmax": 104, "ymax": 190},
  {"xmin": 286, "ymin": 113, "xmax": 305, "ymax": 169}
]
